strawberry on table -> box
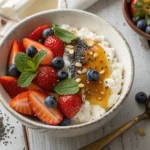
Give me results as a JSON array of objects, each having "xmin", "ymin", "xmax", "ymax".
[
  {"xmin": 44, "ymin": 36, "xmax": 65, "ymax": 57},
  {"xmin": 28, "ymin": 90, "xmax": 63, "ymax": 125},
  {"xmin": 34, "ymin": 66, "xmax": 58, "ymax": 91},
  {"xmin": 8, "ymin": 40, "xmax": 24, "ymax": 66},
  {"xmin": 0, "ymin": 76, "xmax": 28, "ymax": 98},
  {"xmin": 28, "ymin": 24, "xmax": 51, "ymax": 41},
  {"xmin": 10, "ymin": 91, "xmax": 33, "ymax": 115},
  {"xmin": 23, "ymin": 38, "xmax": 54, "ymax": 65},
  {"xmin": 58, "ymin": 94, "xmax": 82, "ymax": 118}
]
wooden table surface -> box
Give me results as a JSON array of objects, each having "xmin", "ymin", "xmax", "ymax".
[{"xmin": 1, "ymin": 0, "xmax": 150, "ymax": 150}]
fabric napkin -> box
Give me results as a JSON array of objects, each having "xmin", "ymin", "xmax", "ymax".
[{"xmin": 0, "ymin": 0, "xmax": 99, "ymax": 38}]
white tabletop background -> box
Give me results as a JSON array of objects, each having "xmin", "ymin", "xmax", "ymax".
[{"xmin": 1, "ymin": 0, "xmax": 150, "ymax": 150}]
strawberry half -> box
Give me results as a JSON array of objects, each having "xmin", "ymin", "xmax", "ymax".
[
  {"xmin": 44, "ymin": 36, "xmax": 65, "ymax": 57},
  {"xmin": 28, "ymin": 90, "xmax": 63, "ymax": 125},
  {"xmin": 8, "ymin": 40, "xmax": 24, "ymax": 66},
  {"xmin": 34, "ymin": 66, "xmax": 58, "ymax": 91},
  {"xmin": 10, "ymin": 91, "xmax": 33, "ymax": 115},
  {"xmin": 0, "ymin": 76, "xmax": 27, "ymax": 98},
  {"xmin": 23, "ymin": 38, "xmax": 54, "ymax": 65},
  {"xmin": 58, "ymin": 94, "xmax": 82, "ymax": 118},
  {"xmin": 28, "ymin": 24, "xmax": 51, "ymax": 41}
]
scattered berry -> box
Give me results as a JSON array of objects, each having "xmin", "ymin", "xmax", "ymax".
[
  {"xmin": 137, "ymin": 19, "xmax": 147, "ymax": 31},
  {"xmin": 42, "ymin": 28, "xmax": 54, "ymax": 38},
  {"xmin": 26, "ymin": 46, "xmax": 38, "ymax": 57},
  {"xmin": 52, "ymin": 57, "xmax": 65, "ymax": 69},
  {"xmin": 145, "ymin": 26, "xmax": 150, "ymax": 34},
  {"xmin": 59, "ymin": 118, "xmax": 71, "ymax": 126},
  {"xmin": 44, "ymin": 96, "xmax": 58, "ymax": 108},
  {"xmin": 135, "ymin": 92, "xmax": 147, "ymax": 103},
  {"xmin": 86, "ymin": 69, "xmax": 100, "ymax": 81},
  {"xmin": 44, "ymin": 36, "xmax": 65, "ymax": 57},
  {"xmin": 58, "ymin": 94, "xmax": 82, "ymax": 118},
  {"xmin": 57, "ymin": 70, "xmax": 68, "ymax": 80},
  {"xmin": 7, "ymin": 64, "xmax": 20, "ymax": 77},
  {"xmin": 38, "ymin": 38, "xmax": 44, "ymax": 44}
]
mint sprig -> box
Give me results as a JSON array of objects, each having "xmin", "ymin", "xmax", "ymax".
[
  {"xmin": 15, "ymin": 50, "xmax": 46, "ymax": 87},
  {"xmin": 54, "ymin": 78, "xmax": 79, "ymax": 95},
  {"xmin": 53, "ymin": 25, "xmax": 76, "ymax": 43}
]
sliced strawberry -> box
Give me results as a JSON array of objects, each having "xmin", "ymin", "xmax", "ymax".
[
  {"xmin": 28, "ymin": 90, "xmax": 63, "ymax": 125},
  {"xmin": 23, "ymin": 38, "xmax": 54, "ymax": 65},
  {"xmin": 10, "ymin": 91, "xmax": 33, "ymax": 115},
  {"xmin": 130, "ymin": 0, "xmax": 137, "ymax": 16},
  {"xmin": 28, "ymin": 24, "xmax": 51, "ymax": 41},
  {"xmin": 0, "ymin": 76, "xmax": 27, "ymax": 98},
  {"xmin": 8, "ymin": 40, "xmax": 24, "ymax": 66}
]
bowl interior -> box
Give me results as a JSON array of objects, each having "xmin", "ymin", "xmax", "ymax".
[{"xmin": 0, "ymin": 9, "xmax": 134, "ymax": 128}]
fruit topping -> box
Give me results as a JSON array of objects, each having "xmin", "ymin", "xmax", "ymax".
[
  {"xmin": 44, "ymin": 96, "xmax": 58, "ymax": 108},
  {"xmin": 26, "ymin": 46, "xmax": 38, "ymax": 57},
  {"xmin": 135, "ymin": 92, "xmax": 147, "ymax": 103},
  {"xmin": 7, "ymin": 64, "xmax": 21, "ymax": 77},
  {"xmin": 34, "ymin": 66, "xmax": 58, "ymax": 91},
  {"xmin": 59, "ymin": 118, "xmax": 71, "ymax": 126},
  {"xmin": 23, "ymin": 38, "xmax": 54, "ymax": 65},
  {"xmin": 44, "ymin": 36, "xmax": 65, "ymax": 57},
  {"xmin": 42, "ymin": 28, "xmax": 54, "ymax": 38},
  {"xmin": 10, "ymin": 91, "xmax": 33, "ymax": 115},
  {"xmin": 8, "ymin": 40, "xmax": 24, "ymax": 66},
  {"xmin": 28, "ymin": 90, "xmax": 63, "ymax": 125},
  {"xmin": 130, "ymin": 0, "xmax": 137, "ymax": 16},
  {"xmin": 38, "ymin": 38, "xmax": 44, "ymax": 44},
  {"xmin": 28, "ymin": 24, "xmax": 50, "ymax": 40},
  {"xmin": 0, "ymin": 76, "xmax": 27, "ymax": 98},
  {"xmin": 57, "ymin": 70, "xmax": 68, "ymax": 80},
  {"xmin": 58, "ymin": 94, "xmax": 82, "ymax": 118},
  {"xmin": 137, "ymin": 19, "xmax": 147, "ymax": 30},
  {"xmin": 86, "ymin": 69, "xmax": 100, "ymax": 81},
  {"xmin": 52, "ymin": 57, "xmax": 65, "ymax": 69},
  {"xmin": 145, "ymin": 25, "xmax": 150, "ymax": 33}
]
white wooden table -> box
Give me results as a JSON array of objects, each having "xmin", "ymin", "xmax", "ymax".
[{"xmin": 1, "ymin": 0, "xmax": 150, "ymax": 149}]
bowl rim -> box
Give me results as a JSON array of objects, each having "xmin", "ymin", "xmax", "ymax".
[
  {"xmin": 122, "ymin": 0, "xmax": 150, "ymax": 39},
  {"xmin": 0, "ymin": 9, "xmax": 134, "ymax": 130}
]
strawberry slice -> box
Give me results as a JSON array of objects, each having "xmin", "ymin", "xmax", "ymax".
[
  {"xmin": 0, "ymin": 76, "xmax": 28, "ymax": 98},
  {"xmin": 23, "ymin": 38, "xmax": 54, "ymax": 65},
  {"xmin": 8, "ymin": 40, "xmax": 24, "ymax": 66},
  {"xmin": 28, "ymin": 90, "xmax": 63, "ymax": 125},
  {"xmin": 10, "ymin": 91, "xmax": 33, "ymax": 115},
  {"xmin": 28, "ymin": 24, "xmax": 51, "ymax": 41}
]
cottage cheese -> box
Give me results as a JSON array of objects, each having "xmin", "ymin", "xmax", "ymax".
[{"xmin": 61, "ymin": 25, "xmax": 123, "ymax": 124}]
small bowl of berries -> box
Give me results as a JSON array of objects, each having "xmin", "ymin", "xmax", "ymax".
[{"xmin": 122, "ymin": 0, "xmax": 150, "ymax": 39}]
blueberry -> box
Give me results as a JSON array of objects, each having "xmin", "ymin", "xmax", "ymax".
[
  {"xmin": 42, "ymin": 28, "xmax": 54, "ymax": 38},
  {"xmin": 59, "ymin": 118, "xmax": 71, "ymax": 126},
  {"xmin": 57, "ymin": 70, "xmax": 68, "ymax": 80},
  {"xmin": 132, "ymin": 17, "xmax": 139, "ymax": 25},
  {"xmin": 52, "ymin": 57, "xmax": 64, "ymax": 69},
  {"xmin": 7, "ymin": 64, "xmax": 20, "ymax": 77},
  {"xmin": 38, "ymin": 38, "xmax": 44, "ymax": 44},
  {"xmin": 86, "ymin": 69, "xmax": 100, "ymax": 81},
  {"xmin": 137, "ymin": 19, "xmax": 147, "ymax": 31},
  {"xmin": 145, "ymin": 26, "xmax": 150, "ymax": 34},
  {"xmin": 44, "ymin": 96, "xmax": 58, "ymax": 108},
  {"xmin": 135, "ymin": 92, "xmax": 147, "ymax": 103},
  {"xmin": 26, "ymin": 46, "xmax": 38, "ymax": 57}
]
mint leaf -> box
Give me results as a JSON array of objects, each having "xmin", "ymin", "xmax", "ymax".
[
  {"xmin": 146, "ymin": 14, "xmax": 150, "ymax": 25},
  {"xmin": 33, "ymin": 50, "xmax": 47, "ymax": 69},
  {"xmin": 53, "ymin": 25, "xmax": 76, "ymax": 43},
  {"xmin": 15, "ymin": 52, "xmax": 33, "ymax": 72},
  {"xmin": 54, "ymin": 78, "xmax": 79, "ymax": 95},
  {"xmin": 18, "ymin": 72, "xmax": 37, "ymax": 87}
]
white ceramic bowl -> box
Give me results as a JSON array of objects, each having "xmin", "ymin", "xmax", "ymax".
[{"xmin": 0, "ymin": 9, "xmax": 134, "ymax": 137}]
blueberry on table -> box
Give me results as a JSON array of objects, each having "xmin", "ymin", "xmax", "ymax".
[
  {"xmin": 137, "ymin": 19, "xmax": 147, "ymax": 31},
  {"xmin": 145, "ymin": 26, "xmax": 150, "ymax": 34},
  {"xmin": 38, "ymin": 38, "xmax": 44, "ymax": 44},
  {"xmin": 59, "ymin": 118, "xmax": 71, "ymax": 126},
  {"xmin": 7, "ymin": 64, "xmax": 21, "ymax": 77},
  {"xmin": 135, "ymin": 92, "xmax": 147, "ymax": 103},
  {"xmin": 57, "ymin": 70, "xmax": 68, "ymax": 80},
  {"xmin": 26, "ymin": 46, "xmax": 38, "ymax": 57},
  {"xmin": 86, "ymin": 69, "xmax": 100, "ymax": 81},
  {"xmin": 42, "ymin": 28, "xmax": 54, "ymax": 38},
  {"xmin": 44, "ymin": 96, "xmax": 58, "ymax": 108},
  {"xmin": 52, "ymin": 57, "xmax": 65, "ymax": 69}
]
